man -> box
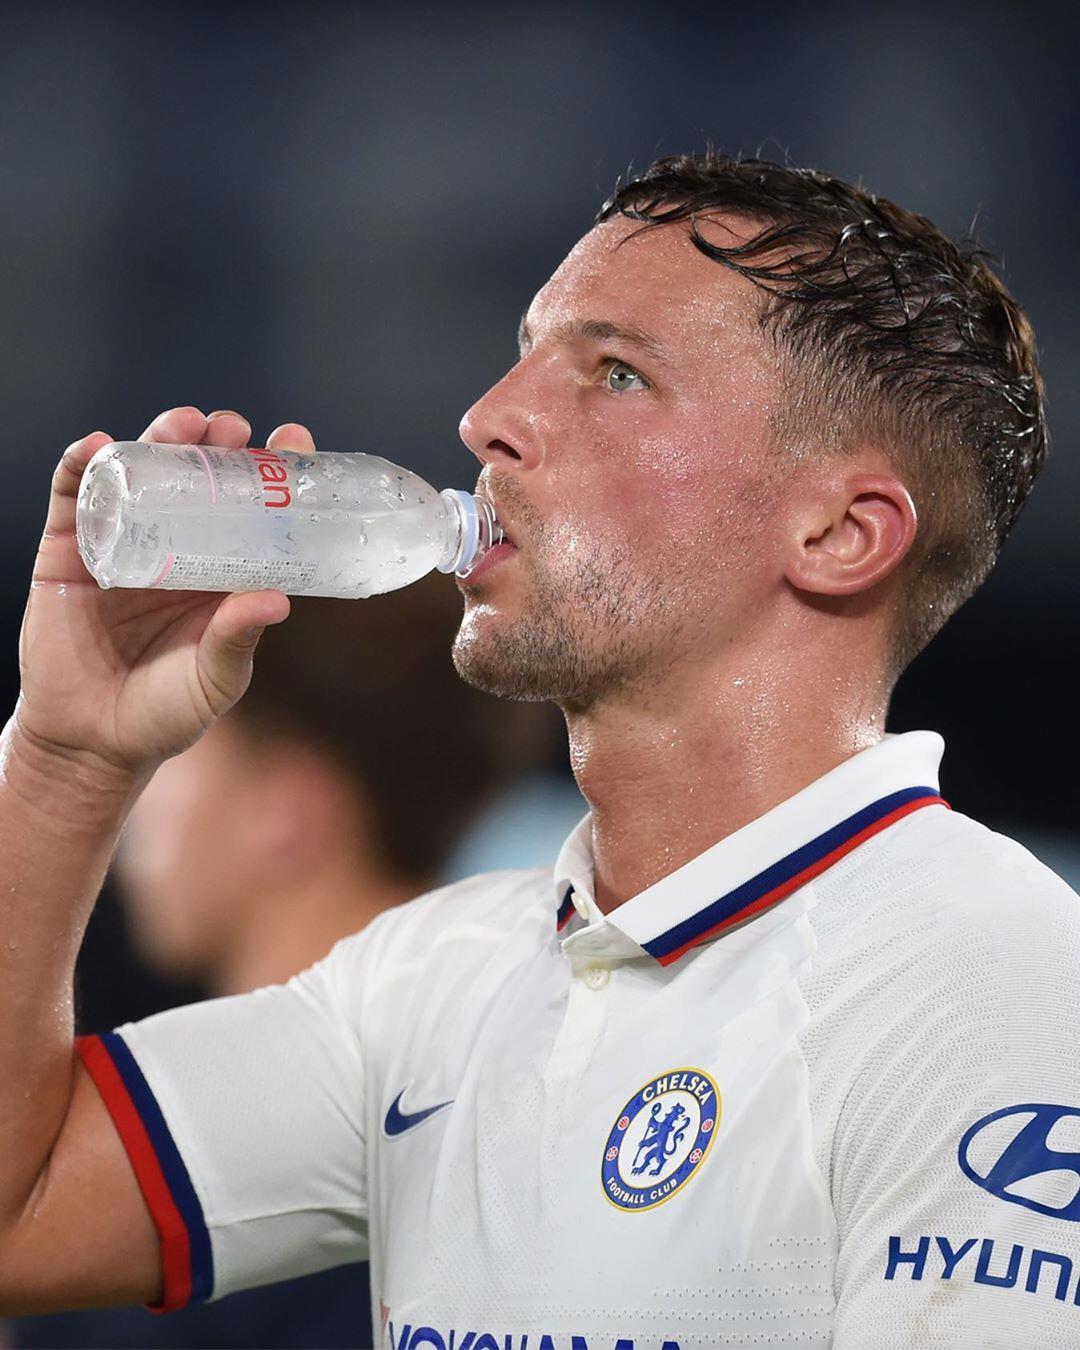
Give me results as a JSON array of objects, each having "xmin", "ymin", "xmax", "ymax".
[{"xmin": 0, "ymin": 152, "xmax": 1075, "ymax": 1349}]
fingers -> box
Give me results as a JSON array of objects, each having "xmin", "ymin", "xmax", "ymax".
[
  {"xmin": 136, "ymin": 407, "xmax": 310, "ymax": 452},
  {"xmin": 46, "ymin": 409, "xmax": 314, "ymax": 545},
  {"xmin": 44, "ymin": 432, "xmax": 115, "ymax": 538},
  {"xmin": 201, "ymin": 410, "xmax": 252, "ymax": 449},
  {"xmin": 212, "ymin": 589, "xmax": 292, "ymax": 643},
  {"xmin": 266, "ymin": 422, "xmax": 317, "ymax": 453},
  {"xmin": 138, "ymin": 405, "xmax": 208, "ymax": 444},
  {"xmin": 51, "ymin": 432, "xmax": 114, "ymax": 501},
  {"xmin": 138, "ymin": 406, "xmax": 252, "ymax": 449},
  {"xmin": 195, "ymin": 590, "xmax": 292, "ymax": 718}
]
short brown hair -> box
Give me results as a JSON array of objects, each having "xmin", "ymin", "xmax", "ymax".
[{"xmin": 598, "ymin": 152, "xmax": 1048, "ymax": 672}]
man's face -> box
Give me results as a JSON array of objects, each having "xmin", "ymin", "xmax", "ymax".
[{"xmin": 452, "ymin": 214, "xmax": 791, "ymax": 709}]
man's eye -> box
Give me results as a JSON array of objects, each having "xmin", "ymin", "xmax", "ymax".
[{"xmin": 604, "ymin": 360, "xmax": 649, "ymax": 392}]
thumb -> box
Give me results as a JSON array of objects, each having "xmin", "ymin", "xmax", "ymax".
[{"xmin": 195, "ymin": 590, "xmax": 291, "ymax": 717}]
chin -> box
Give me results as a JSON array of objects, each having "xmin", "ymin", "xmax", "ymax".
[
  {"xmin": 452, "ymin": 634, "xmax": 547, "ymax": 701},
  {"xmin": 452, "ymin": 554, "xmax": 669, "ymax": 706},
  {"xmin": 450, "ymin": 607, "xmax": 564, "ymax": 699},
  {"xmin": 455, "ymin": 611, "xmax": 619, "ymax": 706}
]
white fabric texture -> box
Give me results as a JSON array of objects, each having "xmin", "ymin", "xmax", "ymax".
[
  {"xmin": 110, "ymin": 732, "xmax": 1080, "ymax": 1348},
  {"xmin": 804, "ymin": 811, "xmax": 1080, "ymax": 1348}
]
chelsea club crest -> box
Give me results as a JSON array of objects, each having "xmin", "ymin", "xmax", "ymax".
[{"xmin": 601, "ymin": 1066, "xmax": 721, "ymax": 1211}]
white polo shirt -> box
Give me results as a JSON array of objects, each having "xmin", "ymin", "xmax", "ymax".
[{"xmin": 78, "ymin": 731, "xmax": 1080, "ymax": 1349}]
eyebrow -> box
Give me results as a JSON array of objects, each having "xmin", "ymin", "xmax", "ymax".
[{"xmin": 516, "ymin": 314, "xmax": 672, "ymax": 366}]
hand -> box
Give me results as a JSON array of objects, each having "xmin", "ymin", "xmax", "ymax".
[{"xmin": 13, "ymin": 407, "xmax": 317, "ymax": 782}]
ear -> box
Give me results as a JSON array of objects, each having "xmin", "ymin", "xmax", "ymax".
[{"xmin": 784, "ymin": 473, "xmax": 918, "ymax": 597}]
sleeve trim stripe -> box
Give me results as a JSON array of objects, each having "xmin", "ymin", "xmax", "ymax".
[{"xmin": 76, "ymin": 1032, "xmax": 214, "ymax": 1310}]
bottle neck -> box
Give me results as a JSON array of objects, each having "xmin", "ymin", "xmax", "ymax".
[{"xmin": 437, "ymin": 490, "xmax": 503, "ymax": 576}]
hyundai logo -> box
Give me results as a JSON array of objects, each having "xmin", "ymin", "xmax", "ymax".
[{"xmin": 958, "ymin": 1104, "xmax": 1080, "ymax": 1221}]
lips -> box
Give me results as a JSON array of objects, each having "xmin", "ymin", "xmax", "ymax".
[
  {"xmin": 475, "ymin": 493, "xmax": 516, "ymax": 548},
  {"xmin": 457, "ymin": 538, "xmax": 516, "ymax": 583}
]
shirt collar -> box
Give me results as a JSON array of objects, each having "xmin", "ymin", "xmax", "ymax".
[{"xmin": 552, "ymin": 730, "xmax": 948, "ymax": 965}]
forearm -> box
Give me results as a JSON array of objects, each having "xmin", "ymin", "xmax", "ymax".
[{"xmin": 0, "ymin": 711, "xmax": 147, "ymax": 1229}]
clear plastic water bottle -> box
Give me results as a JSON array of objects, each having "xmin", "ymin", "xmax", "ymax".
[{"xmin": 75, "ymin": 441, "xmax": 503, "ymax": 598}]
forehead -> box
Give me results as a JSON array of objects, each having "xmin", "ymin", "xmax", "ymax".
[{"xmin": 524, "ymin": 214, "xmax": 765, "ymax": 350}]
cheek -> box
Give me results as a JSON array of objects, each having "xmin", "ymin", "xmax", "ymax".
[
  {"xmin": 539, "ymin": 382, "xmax": 782, "ymax": 576},
  {"xmin": 588, "ymin": 435, "xmax": 769, "ymax": 557}
]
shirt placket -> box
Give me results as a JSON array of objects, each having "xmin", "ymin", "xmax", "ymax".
[{"xmin": 542, "ymin": 911, "xmax": 641, "ymax": 1090}]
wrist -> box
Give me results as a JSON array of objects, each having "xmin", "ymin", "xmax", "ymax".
[{"xmin": 0, "ymin": 713, "xmax": 150, "ymax": 828}]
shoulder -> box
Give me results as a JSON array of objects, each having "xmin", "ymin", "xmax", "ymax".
[
  {"xmin": 799, "ymin": 805, "xmax": 1080, "ymax": 1116},
  {"xmin": 808, "ymin": 803, "xmax": 1080, "ymax": 990},
  {"xmin": 800, "ymin": 809, "xmax": 1080, "ymax": 1212},
  {"xmin": 377, "ymin": 863, "xmax": 553, "ymax": 945},
  {"xmin": 317, "ymin": 864, "xmax": 554, "ymax": 989}
]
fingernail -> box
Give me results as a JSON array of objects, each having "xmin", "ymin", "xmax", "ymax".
[{"xmin": 208, "ymin": 409, "xmax": 249, "ymax": 424}]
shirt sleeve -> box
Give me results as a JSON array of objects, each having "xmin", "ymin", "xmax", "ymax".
[
  {"xmin": 829, "ymin": 854, "xmax": 1080, "ymax": 1349},
  {"xmin": 77, "ymin": 932, "xmax": 369, "ymax": 1312}
]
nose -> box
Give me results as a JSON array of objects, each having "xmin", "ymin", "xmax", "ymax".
[{"xmin": 458, "ymin": 361, "xmax": 544, "ymax": 472}]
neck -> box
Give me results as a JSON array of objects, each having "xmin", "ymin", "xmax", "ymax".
[
  {"xmin": 563, "ymin": 624, "xmax": 890, "ymax": 914},
  {"xmin": 212, "ymin": 859, "xmax": 428, "ymax": 997}
]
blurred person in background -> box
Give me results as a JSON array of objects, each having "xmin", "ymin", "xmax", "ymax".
[
  {"xmin": 8, "ymin": 571, "xmax": 579, "ymax": 1350},
  {"xmin": 115, "ymin": 575, "xmax": 573, "ymax": 1002}
]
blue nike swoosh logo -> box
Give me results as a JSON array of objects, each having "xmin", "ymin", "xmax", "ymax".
[{"xmin": 383, "ymin": 1088, "xmax": 454, "ymax": 1137}]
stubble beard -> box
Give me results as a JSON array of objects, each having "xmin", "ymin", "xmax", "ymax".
[{"xmin": 451, "ymin": 541, "xmax": 685, "ymax": 711}]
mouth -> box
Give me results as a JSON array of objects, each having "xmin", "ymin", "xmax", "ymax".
[
  {"xmin": 456, "ymin": 538, "xmax": 517, "ymax": 585},
  {"xmin": 475, "ymin": 492, "xmax": 516, "ymax": 548},
  {"xmin": 456, "ymin": 486, "xmax": 525, "ymax": 586}
]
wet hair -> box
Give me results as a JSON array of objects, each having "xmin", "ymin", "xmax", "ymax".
[
  {"xmin": 230, "ymin": 573, "xmax": 556, "ymax": 882},
  {"xmin": 597, "ymin": 151, "xmax": 1048, "ymax": 672}
]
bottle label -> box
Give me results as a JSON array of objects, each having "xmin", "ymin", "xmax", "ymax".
[{"xmin": 154, "ymin": 553, "xmax": 319, "ymax": 591}]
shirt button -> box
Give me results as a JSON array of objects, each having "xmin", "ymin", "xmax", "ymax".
[{"xmin": 582, "ymin": 964, "xmax": 610, "ymax": 990}]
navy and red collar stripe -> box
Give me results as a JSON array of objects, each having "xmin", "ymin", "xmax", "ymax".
[
  {"xmin": 643, "ymin": 786, "xmax": 947, "ymax": 965},
  {"xmin": 554, "ymin": 784, "xmax": 947, "ymax": 964}
]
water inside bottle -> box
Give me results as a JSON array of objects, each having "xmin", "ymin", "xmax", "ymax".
[{"xmin": 78, "ymin": 443, "xmax": 473, "ymax": 598}]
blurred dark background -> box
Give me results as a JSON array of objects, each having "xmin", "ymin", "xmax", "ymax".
[{"xmin": 0, "ymin": 0, "xmax": 1077, "ymax": 1345}]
